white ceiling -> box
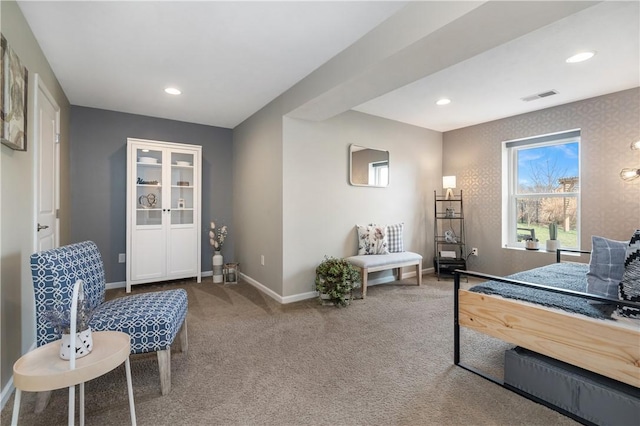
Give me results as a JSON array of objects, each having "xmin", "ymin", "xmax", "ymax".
[
  {"xmin": 18, "ymin": 1, "xmax": 640, "ymax": 132},
  {"xmin": 354, "ymin": 1, "xmax": 640, "ymax": 132}
]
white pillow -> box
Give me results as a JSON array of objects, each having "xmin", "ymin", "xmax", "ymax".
[{"xmin": 356, "ymin": 224, "xmax": 389, "ymax": 255}]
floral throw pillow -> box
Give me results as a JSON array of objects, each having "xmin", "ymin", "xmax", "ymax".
[
  {"xmin": 618, "ymin": 230, "xmax": 640, "ymax": 319},
  {"xmin": 357, "ymin": 224, "xmax": 389, "ymax": 255}
]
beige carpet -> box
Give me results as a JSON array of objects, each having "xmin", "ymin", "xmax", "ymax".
[{"xmin": 2, "ymin": 275, "xmax": 577, "ymax": 426}]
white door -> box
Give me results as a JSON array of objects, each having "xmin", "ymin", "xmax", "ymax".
[{"xmin": 34, "ymin": 75, "xmax": 60, "ymax": 252}]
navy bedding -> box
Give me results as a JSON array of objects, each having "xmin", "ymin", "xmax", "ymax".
[{"xmin": 469, "ymin": 263, "xmax": 615, "ymax": 320}]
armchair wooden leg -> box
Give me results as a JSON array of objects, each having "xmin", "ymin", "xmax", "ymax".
[
  {"xmin": 34, "ymin": 390, "xmax": 52, "ymax": 413},
  {"xmin": 177, "ymin": 321, "xmax": 188, "ymax": 353},
  {"xmin": 416, "ymin": 261, "xmax": 422, "ymax": 286},
  {"xmin": 157, "ymin": 348, "xmax": 171, "ymax": 396}
]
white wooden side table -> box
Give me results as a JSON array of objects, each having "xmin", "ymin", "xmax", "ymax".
[{"xmin": 12, "ymin": 331, "xmax": 136, "ymax": 425}]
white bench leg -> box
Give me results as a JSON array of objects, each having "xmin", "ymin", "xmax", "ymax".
[
  {"xmin": 361, "ymin": 268, "xmax": 368, "ymax": 298},
  {"xmin": 416, "ymin": 260, "xmax": 422, "ymax": 286}
]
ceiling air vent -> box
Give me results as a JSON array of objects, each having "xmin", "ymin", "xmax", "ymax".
[{"xmin": 521, "ymin": 90, "xmax": 559, "ymax": 102}]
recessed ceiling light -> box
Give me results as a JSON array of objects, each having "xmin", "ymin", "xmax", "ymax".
[
  {"xmin": 566, "ymin": 51, "xmax": 596, "ymax": 63},
  {"xmin": 436, "ymin": 98, "xmax": 451, "ymax": 106},
  {"xmin": 164, "ymin": 87, "xmax": 181, "ymax": 95}
]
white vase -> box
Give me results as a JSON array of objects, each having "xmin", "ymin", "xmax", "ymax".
[
  {"xmin": 546, "ymin": 239, "xmax": 560, "ymax": 252},
  {"xmin": 213, "ymin": 251, "xmax": 223, "ymax": 283},
  {"xmin": 60, "ymin": 327, "xmax": 93, "ymax": 360}
]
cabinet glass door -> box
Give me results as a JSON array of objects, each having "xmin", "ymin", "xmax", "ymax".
[
  {"xmin": 170, "ymin": 151, "xmax": 195, "ymax": 225},
  {"xmin": 135, "ymin": 148, "xmax": 163, "ymax": 226}
]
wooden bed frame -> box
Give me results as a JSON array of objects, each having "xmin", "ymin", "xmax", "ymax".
[{"xmin": 453, "ymin": 252, "xmax": 640, "ymax": 390}]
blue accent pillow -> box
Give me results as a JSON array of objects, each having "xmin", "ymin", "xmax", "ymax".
[{"xmin": 586, "ymin": 235, "xmax": 627, "ymax": 300}]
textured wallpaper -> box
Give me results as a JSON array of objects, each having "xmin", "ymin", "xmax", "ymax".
[{"xmin": 443, "ymin": 88, "xmax": 640, "ymax": 276}]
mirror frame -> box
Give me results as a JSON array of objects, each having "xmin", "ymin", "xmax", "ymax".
[{"xmin": 349, "ymin": 144, "xmax": 389, "ymax": 187}]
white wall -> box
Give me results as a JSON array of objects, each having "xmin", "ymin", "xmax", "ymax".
[{"xmin": 282, "ymin": 111, "xmax": 442, "ymax": 298}]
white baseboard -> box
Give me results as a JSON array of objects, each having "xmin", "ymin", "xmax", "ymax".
[
  {"xmin": 106, "ymin": 271, "xmax": 214, "ymax": 290},
  {"xmin": 240, "ymin": 273, "xmax": 317, "ymax": 304},
  {"xmin": 105, "ymin": 267, "xmax": 434, "ymax": 302},
  {"xmin": 106, "ymin": 280, "xmax": 126, "ymax": 290},
  {"xmin": 240, "ymin": 267, "xmax": 433, "ymax": 304}
]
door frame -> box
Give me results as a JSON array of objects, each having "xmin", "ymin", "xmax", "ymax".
[{"xmin": 32, "ymin": 74, "xmax": 61, "ymax": 251}]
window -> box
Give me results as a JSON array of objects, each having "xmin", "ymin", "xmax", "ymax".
[
  {"xmin": 502, "ymin": 130, "xmax": 580, "ymax": 249},
  {"xmin": 368, "ymin": 161, "xmax": 389, "ymax": 186}
]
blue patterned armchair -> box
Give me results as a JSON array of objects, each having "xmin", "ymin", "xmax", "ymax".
[{"xmin": 30, "ymin": 241, "xmax": 188, "ymax": 396}]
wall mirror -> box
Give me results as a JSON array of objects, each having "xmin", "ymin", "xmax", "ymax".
[{"xmin": 349, "ymin": 144, "xmax": 389, "ymax": 187}]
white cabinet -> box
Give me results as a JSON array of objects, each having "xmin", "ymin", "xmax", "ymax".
[{"xmin": 126, "ymin": 138, "xmax": 202, "ymax": 292}]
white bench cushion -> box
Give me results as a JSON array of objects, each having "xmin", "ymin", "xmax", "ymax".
[{"xmin": 346, "ymin": 252, "xmax": 422, "ymax": 269}]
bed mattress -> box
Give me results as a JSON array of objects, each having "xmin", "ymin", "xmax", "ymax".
[{"xmin": 469, "ymin": 263, "xmax": 615, "ymax": 319}]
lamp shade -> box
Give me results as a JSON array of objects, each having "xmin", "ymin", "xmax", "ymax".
[
  {"xmin": 631, "ymin": 140, "xmax": 640, "ymax": 150},
  {"xmin": 442, "ymin": 176, "xmax": 456, "ymax": 189}
]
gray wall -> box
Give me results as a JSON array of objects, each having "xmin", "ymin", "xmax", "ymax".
[
  {"xmin": 0, "ymin": 0, "xmax": 71, "ymax": 396},
  {"xmin": 232, "ymin": 101, "xmax": 284, "ymax": 296},
  {"xmin": 70, "ymin": 107, "xmax": 233, "ymax": 284},
  {"xmin": 443, "ymin": 88, "xmax": 640, "ymax": 276}
]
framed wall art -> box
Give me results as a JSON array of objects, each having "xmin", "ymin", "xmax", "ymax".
[{"xmin": 1, "ymin": 34, "xmax": 29, "ymax": 151}]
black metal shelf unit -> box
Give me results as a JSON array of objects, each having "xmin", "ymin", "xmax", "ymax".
[{"xmin": 434, "ymin": 190, "xmax": 466, "ymax": 280}]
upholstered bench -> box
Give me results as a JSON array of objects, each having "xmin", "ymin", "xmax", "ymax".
[{"xmin": 346, "ymin": 252, "xmax": 422, "ymax": 298}]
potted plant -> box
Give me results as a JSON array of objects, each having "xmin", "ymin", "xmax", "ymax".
[
  {"xmin": 546, "ymin": 222, "xmax": 560, "ymax": 252},
  {"xmin": 315, "ymin": 256, "xmax": 361, "ymax": 307},
  {"xmin": 524, "ymin": 236, "xmax": 539, "ymax": 250}
]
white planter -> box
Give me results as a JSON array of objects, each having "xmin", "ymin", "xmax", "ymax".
[
  {"xmin": 546, "ymin": 240, "xmax": 560, "ymax": 252},
  {"xmin": 525, "ymin": 240, "xmax": 539, "ymax": 250},
  {"xmin": 60, "ymin": 328, "xmax": 93, "ymax": 360}
]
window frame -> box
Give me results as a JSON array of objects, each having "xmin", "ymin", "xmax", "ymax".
[{"xmin": 502, "ymin": 130, "xmax": 581, "ymax": 249}]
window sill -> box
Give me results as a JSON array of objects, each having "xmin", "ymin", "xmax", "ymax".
[{"xmin": 503, "ymin": 246, "xmax": 583, "ymax": 257}]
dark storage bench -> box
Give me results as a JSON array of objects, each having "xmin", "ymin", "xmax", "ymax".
[{"xmin": 504, "ymin": 347, "xmax": 640, "ymax": 425}]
